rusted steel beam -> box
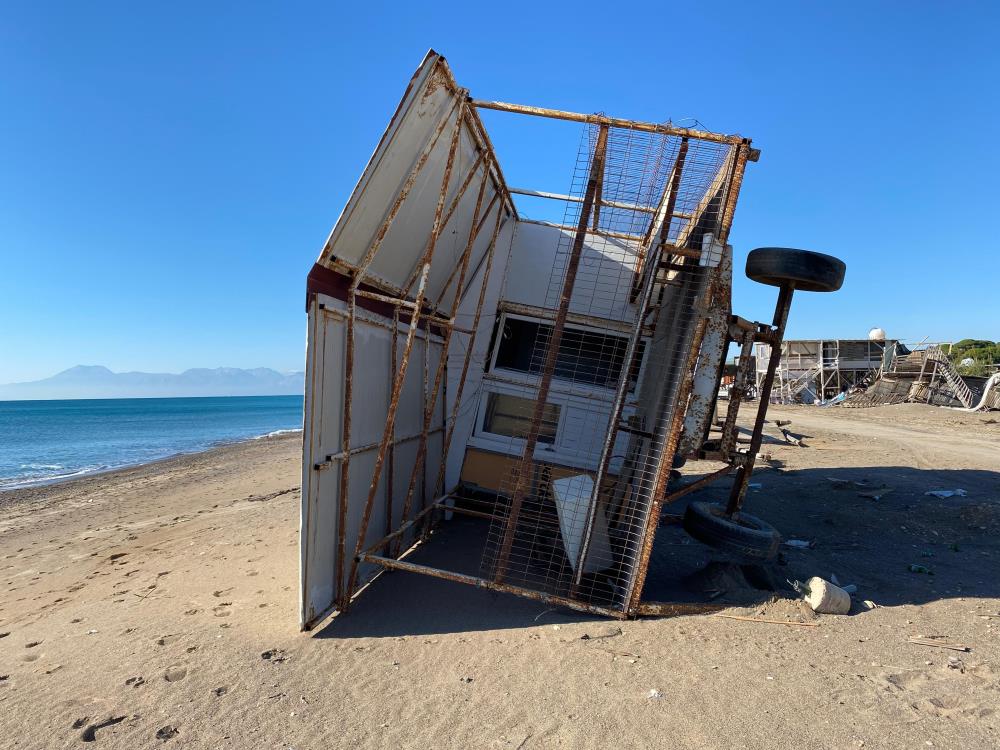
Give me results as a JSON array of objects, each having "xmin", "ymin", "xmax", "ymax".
[
  {"xmin": 625, "ymin": 312, "xmax": 711, "ymax": 614},
  {"xmin": 438, "ymin": 147, "xmax": 487, "ymax": 234},
  {"xmin": 518, "ymin": 217, "xmax": 644, "ymax": 243},
  {"xmin": 354, "ymin": 288, "xmax": 418, "ymax": 309},
  {"xmin": 632, "ymin": 139, "xmax": 689, "ymax": 300},
  {"xmin": 429, "ymin": 206, "xmax": 506, "ymax": 502},
  {"xmin": 499, "ymin": 301, "xmax": 652, "ymax": 337},
  {"xmin": 592, "ymin": 147, "xmax": 605, "ymax": 231},
  {"xmin": 314, "ymin": 426, "xmax": 443, "ymax": 467},
  {"xmin": 432, "ymin": 190, "xmax": 502, "ymax": 309},
  {"xmin": 661, "ymin": 464, "xmax": 734, "ymax": 506},
  {"xmin": 720, "ymin": 328, "xmax": 757, "ymax": 459},
  {"xmin": 361, "ymin": 553, "xmax": 628, "ymax": 620},
  {"xmin": 725, "ymin": 286, "xmax": 794, "ymax": 515},
  {"xmin": 386, "ymin": 307, "xmax": 399, "ymax": 538},
  {"xmin": 461, "ymin": 100, "xmax": 519, "ymax": 220},
  {"xmin": 343, "ymin": 109, "xmax": 466, "ymax": 606},
  {"xmin": 576, "ymin": 140, "xmax": 691, "ymax": 584},
  {"xmin": 508, "ymin": 186, "xmax": 679, "ymax": 216},
  {"xmin": 716, "ymin": 141, "xmax": 752, "ymax": 245},
  {"xmin": 394, "ymin": 170, "xmax": 493, "ymax": 556},
  {"xmin": 349, "ymin": 95, "xmax": 464, "ymax": 292},
  {"xmin": 679, "ymin": 247, "xmax": 732, "ymax": 457},
  {"xmin": 470, "ymin": 98, "xmax": 748, "ymax": 147},
  {"xmin": 335, "ymin": 290, "xmax": 357, "ymax": 609},
  {"xmin": 361, "ymin": 494, "xmax": 445, "ymax": 559},
  {"xmin": 634, "ymin": 601, "xmax": 728, "ymax": 617},
  {"xmin": 493, "ymin": 124, "xmax": 610, "ymax": 584}
]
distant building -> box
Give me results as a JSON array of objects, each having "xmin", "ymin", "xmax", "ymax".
[{"xmin": 754, "ymin": 338, "xmax": 896, "ymax": 403}]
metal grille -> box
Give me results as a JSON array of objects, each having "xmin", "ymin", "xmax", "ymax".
[{"xmin": 480, "ymin": 121, "xmax": 737, "ymax": 612}]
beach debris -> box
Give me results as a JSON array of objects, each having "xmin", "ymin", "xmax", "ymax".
[
  {"xmin": 748, "ymin": 482, "xmax": 762, "ymax": 490},
  {"xmin": 924, "ymin": 489, "xmax": 967, "ymax": 499},
  {"xmin": 794, "ymin": 577, "xmax": 852, "ymax": 615},
  {"xmin": 156, "ymin": 724, "xmax": 179, "ymax": 741},
  {"xmin": 908, "ymin": 564, "xmax": 934, "ymax": 575},
  {"xmin": 863, "ymin": 600, "xmax": 880, "ymax": 609},
  {"xmin": 460, "ymin": 676, "xmax": 474, "ymax": 683},
  {"xmin": 713, "ymin": 614, "xmax": 818, "ymax": 627},
  {"xmin": 213, "ymin": 686, "xmax": 228, "ymax": 697},
  {"xmin": 580, "ymin": 626, "xmax": 623, "ymax": 641},
  {"xmin": 783, "ymin": 539, "xmax": 814, "ymax": 549},
  {"xmin": 647, "ymin": 689, "xmax": 663, "ymax": 700},
  {"xmin": 858, "ymin": 488, "xmax": 892, "ymax": 501},
  {"xmin": 907, "ymin": 636, "xmax": 970, "ymax": 653},
  {"xmin": 124, "ymin": 676, "xmax": 145, "ymax": 688},
  {"xmin": 947, "ymin": 656, "xmax": 965, "ymax": 672}
]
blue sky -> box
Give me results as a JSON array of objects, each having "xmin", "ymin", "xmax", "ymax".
[{"xmin": 2, "ymin": 2, "xmax": 997, "ymax": 383}]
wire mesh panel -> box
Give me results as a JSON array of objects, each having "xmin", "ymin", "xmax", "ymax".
[{"xmin": 480, "ymin": 121, "xmax": 738, "ymax": 613}]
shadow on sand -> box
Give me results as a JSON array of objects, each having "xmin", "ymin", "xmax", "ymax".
[{"xmin": 315, "ymin": 465, "xmax": 1000, "ymax": 640}]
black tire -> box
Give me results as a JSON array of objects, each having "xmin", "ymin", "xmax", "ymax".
[
  {"xmin": 745, "ymin": 247, "xmax": 846, "ymax": 293},
  {"xmin": 683, "ymin": 501, "xmax": 781, "ymax": 561}
]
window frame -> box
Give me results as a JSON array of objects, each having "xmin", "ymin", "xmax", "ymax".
[{"xmin": 486, "ymin": 312, "xmax": 648, "ymax": 397}]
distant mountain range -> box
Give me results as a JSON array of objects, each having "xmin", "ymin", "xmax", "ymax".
[{"xmin": 0, "ymin": 366, "xmax": 305, "ymax": 401}]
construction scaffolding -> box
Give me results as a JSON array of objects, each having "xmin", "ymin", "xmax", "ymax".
[{"xmin": 755, "ymin": 338, "xmax": 892, "ymax": 403}]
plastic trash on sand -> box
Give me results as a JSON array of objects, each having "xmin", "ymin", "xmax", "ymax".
[
  {"xmin": 794, "ymin": 576, "xmax": 852, "ymax": 614},
  {"xmin": 924, "ymin": 489, "xmax": 967, "ymax": 499}
]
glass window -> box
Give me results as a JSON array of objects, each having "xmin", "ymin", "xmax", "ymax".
[
  {"xmin": 494, "ymin": 317, "xmax": 644, "ymax": 390},
  {"xmin": 482, "ymin": 392, "xmax": 560, "ymax": 445}
]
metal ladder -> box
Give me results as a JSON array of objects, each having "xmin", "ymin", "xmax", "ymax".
[{"xmin": 925, "ymin": 346, "xmax": 974, "ymax": 408}]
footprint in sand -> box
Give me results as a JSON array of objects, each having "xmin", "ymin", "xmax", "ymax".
[
  {"xmin": 21, "ymin": 652, "xmax": 41, "ymax": 663},
  {"xmin": 212, "ymin": 603, "xmax": 232, "ymax": 617},
  {"xmin": 125, "ymin": 676, "xmax": 145, "ymax": 688},
  {"xmin": 164, "ymin": 666, "xmax": 187, "ymax": 683},
  {"xmin": 80, "ymin": 715, "xmax": 126, "ymax": 742},
  {"xmin": 25, "ymin": 640, "xmax": 42, "ymax": 648},
  {"xmin": 156, "ymin": 725, "xmax": 179, "ymax": 740}
]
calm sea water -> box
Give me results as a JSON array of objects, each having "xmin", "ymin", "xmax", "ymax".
[{"xmin": 0, "ymin": 395, "xmax": 303, "ymax": 491}]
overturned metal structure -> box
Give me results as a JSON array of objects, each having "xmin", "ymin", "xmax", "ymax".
[
  {"xmin": 300, "ymin": 51, "xmax": 839, "ymax": 629},
  {"xmin": 843, "ymin": 344, "xmax": 999, "ymax": 410}
]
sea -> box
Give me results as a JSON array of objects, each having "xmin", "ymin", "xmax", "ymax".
[{"xmin": 0, "ymin": 395, "xmax": 303, "ymax": 491}]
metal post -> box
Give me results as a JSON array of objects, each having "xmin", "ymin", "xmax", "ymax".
[
  {"xmin": 719, "ymin": 327, "xmax": 757, "ymax": 459},
  {"xmin": 725, "ymin": 285, "xmax": 794, "ymax": 515},
  {"xmin": 343, "ymin": 108, "xmax": 465, "ymax": 604}
]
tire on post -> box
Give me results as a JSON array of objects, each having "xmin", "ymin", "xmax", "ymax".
[{"xmin": 745, "ymin": 247, "xmax": 846, "ymax": 292}]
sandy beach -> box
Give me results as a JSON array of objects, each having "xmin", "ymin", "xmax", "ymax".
[{"xmin": 2, "ymin": 407, "xmax": 999, "ymax": 749}]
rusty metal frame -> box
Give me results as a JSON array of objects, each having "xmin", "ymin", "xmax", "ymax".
[
  {"xmin": 310, "ymin": 56, "xmax": 769, "ymax": 623},
  {"xmin": 491, "ymin": 123, "xmax": 611, "ymax": 584}
]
